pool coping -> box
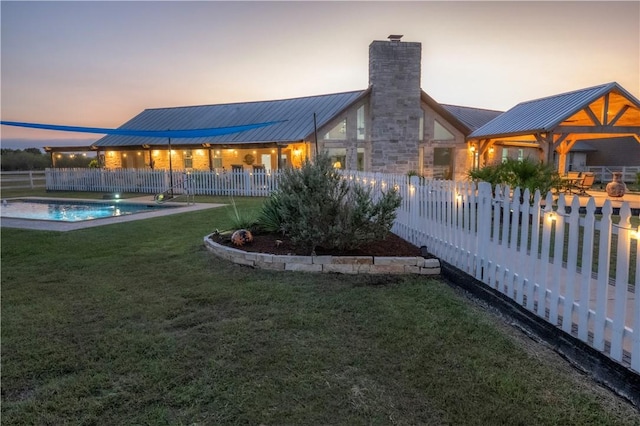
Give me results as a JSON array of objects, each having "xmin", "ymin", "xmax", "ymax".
[{"xmin": 0, "ymin": 196, "xmax": 224, "ymax": 232}]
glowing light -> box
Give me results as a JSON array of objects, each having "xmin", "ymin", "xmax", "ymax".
[
  {"xmin": 469, "ymin": 145, "xmax": 476, "ymax": 153},
  {"xmin": 196, "ymin": 150, "xmax": 204, "ymax": 156},
  {"xmin": 488, "ymin": 146, "xmax": 495, "ymax": 154},
  {"xmin": 152, "ymin": 150, "xmax": 159, "ymax": 157},
  {"xmin": 547, "ymin": 212, "xmax": 557, "ymax": 222},
  {"xmin": 271, "ymin": 149, "xmax": 275, "ymax": 153},
  {"xmin": 122, "ymin": 153, "xmax": 127, "ymax": 158},
  {"xmin": 632, "ymin": 226, "xmax": 640, "ymax": 240},
  {"xmin": 137, "ymin": 152, "xmax": 142, "ymax": 156},
  {"xmin": 252, "ymin": 150, "xmax": 257, "ymax": 154}
]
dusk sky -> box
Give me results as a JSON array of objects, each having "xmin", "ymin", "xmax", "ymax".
[{"xmin": 1, "ymin": 1, "xmax": 639, "ymax": 148}]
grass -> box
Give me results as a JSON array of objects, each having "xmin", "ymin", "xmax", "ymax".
[{"xmin": 2, "ymin": 192, "xmax": 640, "ymax": 424}]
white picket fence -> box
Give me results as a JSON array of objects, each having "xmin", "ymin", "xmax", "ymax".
[
  {"xmin": 45, "ymin": 168, "xmax": 280, "ymax": 197},
  {"xmin": 45, "ymin": 167, "xmax": 639, "ymax": 372},
  {"xmin": 343, "ymin": 171, "xmax": 639, "ymax": 373}
]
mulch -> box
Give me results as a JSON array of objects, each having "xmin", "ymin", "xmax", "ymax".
[{"xmin": 209, "ymin": 231, "xmax": 430, "ymax": 257}]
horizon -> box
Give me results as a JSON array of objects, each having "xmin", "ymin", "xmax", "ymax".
[{"xmin": 1, "ymin": 1, "xmax": 638, "ymax": 146}]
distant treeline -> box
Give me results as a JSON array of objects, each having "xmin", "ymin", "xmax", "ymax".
[{"xmin": 1, "ymin": 148, "xmax": 92, "ymax": 171}]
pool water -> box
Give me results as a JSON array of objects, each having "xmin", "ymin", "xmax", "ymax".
[{"xmin": 0, "ymin": 199, "xmax": 177, "ymax": 222}]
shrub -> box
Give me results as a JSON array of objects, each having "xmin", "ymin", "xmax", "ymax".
[
  {"xmin": 468, "ymin": 158, "xmax": 561, "ymax": 203},
  {"xmin": 226, "ymin": 197, "xmax": 258, "ymax": 231},
  {"xmin": 257, "ymin": 152, "xmax": 402, "ymax": 255}
]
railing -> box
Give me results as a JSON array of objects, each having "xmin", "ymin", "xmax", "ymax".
[
  {"xmin": 1, "ymin": 170, "xmax": 47, "ymax": 190},
  {"xmin": 45, "ymin": 168, "xmax": 281, "ymax": 197},
  {"xmin": 586, "ymin": 166, "xmax": 640, "ymax": 184},
  {"xmin": 344, "ymin": 171, "xmax": 639, "ymax": 373}
]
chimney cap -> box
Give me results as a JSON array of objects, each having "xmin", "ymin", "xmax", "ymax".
[{"xmin": 388, "ymin": 34, "xmax": 403, "ymax": 41}]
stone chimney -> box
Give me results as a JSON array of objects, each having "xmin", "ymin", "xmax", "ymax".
[{"xmin": 368, "ymin": 35, "xmax": 422, "ymax": 174}]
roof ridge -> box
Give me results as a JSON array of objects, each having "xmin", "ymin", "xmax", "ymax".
[
  {"xmin": 517, "ymin": 82, "xmax": 616, "ymax": 106},
  {"xmin": 143, "ymin": 90, "xmax": 367, "ymax": 112},
  {"xmin": 441, "ymin": 103, "xmax": 504, "ymax": 113}
]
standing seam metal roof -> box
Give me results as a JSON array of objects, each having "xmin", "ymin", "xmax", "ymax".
[
  {"xmin": 469, "ymin": 82, "xmax": 640, "ymax": 139},
  {"xmin": 94, "ymin": 90, "xmax": 367, "ymax": 147},
  {"xmin": 440, "ymin": 104, "xmax": 503, "ymax": 131}
]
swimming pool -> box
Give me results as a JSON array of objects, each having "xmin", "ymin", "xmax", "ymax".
[{"xmin": 0, "ymin": 198, "xmax": 179, "ymax": 222}]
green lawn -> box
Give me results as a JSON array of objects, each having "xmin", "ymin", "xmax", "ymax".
[{"xmin": 1, "ymin": 193, "xmax": 639, "ymax": 424}]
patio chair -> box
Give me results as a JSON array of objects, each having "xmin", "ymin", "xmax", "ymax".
[
  {"xmin": 572, "ymin": 172, "xmax": 595, "ymax": 196},
  {"xmin": 559, "ymin": 171, "xmax": 581, "ymax": 193}
]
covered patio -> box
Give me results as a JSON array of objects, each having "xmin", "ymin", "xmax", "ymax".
[{"xmin": 467, "ymin": 82, "xmax": 640, "ymax": 175}]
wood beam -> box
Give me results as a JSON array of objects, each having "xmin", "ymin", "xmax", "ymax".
[
  {"xmin": 602, "ymin": 93, "xmax": 610, "ymax": 125},
  {"xmin": 584, "ymin": 106, "xmax": 602, "ymax": 126},
  {"xmin": 552, "ymin": 133, "xmax": 570, "ymax": 151},
  {"xmin": 555, "ymin": 125, "xmax": 640, "ymax": 134},
  {"xmin": 608, "ymin": 105, "xmax": 630, "ymax": 126}
]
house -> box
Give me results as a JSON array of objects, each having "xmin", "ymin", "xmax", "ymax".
[{"xmin": 46, "ymin": 35, "xmax": 639, "ymax": 179}]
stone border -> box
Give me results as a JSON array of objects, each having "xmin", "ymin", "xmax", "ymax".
[{"xmin": 204, "ymin": 234, "xmax": 440, "ymax": 275}]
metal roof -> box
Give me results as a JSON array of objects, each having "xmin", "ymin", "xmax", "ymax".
[
  {"xmin": 469, "ymin": 82, "xmax": 640, "ymax": 139},
  {"xmin": 94, "ymin": 90, "xmax": 367, "ymax": 147},
  {"xmin": 440, "ymin": 104, "xmax": 503, "ymax": 131}
]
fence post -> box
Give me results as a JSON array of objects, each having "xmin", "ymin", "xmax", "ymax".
[{"xmin": 475, "ymin": 182, "xmax": 492, "ymax": 280}]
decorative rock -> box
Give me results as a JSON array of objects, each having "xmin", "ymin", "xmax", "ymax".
[
  {"xmin": 605, "ymin": 172, "xmax": 627, "ymax": 198},
  {"xmin": 231, "ymin": 229, "xmax": 253, "ymax": 246}
]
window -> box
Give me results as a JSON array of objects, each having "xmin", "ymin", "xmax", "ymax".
[
  {"xmin": 433, "ymin": 147, "xmax": 453, "ymax": 180},
  {"xmin": 184, "ymin": 150, "xmax": 193, "ymax": 169},
  {"xmin": 357, "ymin": 147, "xmax": 365, "ymax": 171},
  {"xmin": 357, "ymin": 106, "xmax": 365, "ymax": 140},
  {"xmin": 434, "ymin": 120, "xmax": 454, "ymax": 141},
  {"xmin": 324, "ymin": 119, "xmax": 347, "ymax": 140},
  {"xmin": 325, "ymin": 148, "xmax": 346, "ymax": 169},
  {"xmin": 502, "ymin": 148, "xmax": 509, "ymax": 163},
  {"xmin": 518, "ymin": 149, "xmax": 524, "ymax": 162},
  {"xmin": 419, "ymin": 110, "xmax": 425, "ymax": 141}
]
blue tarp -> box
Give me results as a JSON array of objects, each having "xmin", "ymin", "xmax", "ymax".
[{"xmin": 0, "ymin": 120, "xmax": 284, "ymax": 138}]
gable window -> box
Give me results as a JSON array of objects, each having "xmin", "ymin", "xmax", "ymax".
[
  {"xmin": 324, "ymin": 119, "xmax": 347, "ymax": 140},
  {"xmin": 357, "ymin": 106, "xmax": 365, "ymax": 140},
  {"xmin": 434, "ymin": 119, "xmax": 454, "ymax": 141}
]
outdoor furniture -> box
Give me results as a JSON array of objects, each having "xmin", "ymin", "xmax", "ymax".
[
  {"xmin": 559, "ymin": 171, "xmax": 582, "ymax": 193},
  {"xmin": 572, "ymin": 172, "xmax": 595, "ymax": 196}
]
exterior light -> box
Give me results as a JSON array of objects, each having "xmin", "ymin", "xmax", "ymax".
[
  {"xmin": 122, "ymin": 153, "xmax": 127, "ymax": 158},
  {"xmin": 333, "ymin": 161, "xmax": 342, "ymax": 169},
  {"xmin": 469, "ymin": 145, "xmax": 476, "ymax": 152},
  {"xmin": 137, "ymin": 152, "xmax": 142, "ymax": 156},
  {"xmin": 489, "ymin": 146, "xmax": 495, "ymax": 154},
  {"xmin": 547, "ymin": 212, "xmax": 556, "ymax": 222}
]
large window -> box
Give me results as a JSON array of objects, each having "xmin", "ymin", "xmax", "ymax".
[
  {"xmin": 324, "ymin": 119, "xmax": 347, "ymax": 140},
  {"xmin": 357, "ymin": 106, "xmax": 365, "ymax": 140},
  {"xmin": 326, "ymin": 148, "xmax": 346, "ymax": 169},
  {"xmin": 357, "ymin": 147, "xmax": 365, "ymax": 171},
  {"xmin": 419, "ymin": 110, "xmax": 425, "ymax": 141},
  {"xmin": 434, "ymin": 120, "xmax": 454, "ymax": 141},
  {"xmin": 433, "ymin": 147, "xmax": 453, "ymax": 180}
]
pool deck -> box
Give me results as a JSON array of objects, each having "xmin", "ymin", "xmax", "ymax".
[{"xmin": 0, "ymin": 196, "xmax": 224, "ymax": 232}]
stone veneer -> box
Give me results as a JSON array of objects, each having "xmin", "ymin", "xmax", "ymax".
[
  {"xmin": 204, "ymin": 234, "xmax": 440, "ymax": 275},
  {"xmin": 368, "ymin": 39, "xmax": 422, "ymax": 174}
]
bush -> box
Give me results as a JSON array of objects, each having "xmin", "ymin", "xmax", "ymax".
[
  {"xmin": 257, "ymin": 152, "xmax": 401, "ymax": 255},
  {"xmin": 469, "ymin": 158, "xmax": 560, "ymax": 202}
]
